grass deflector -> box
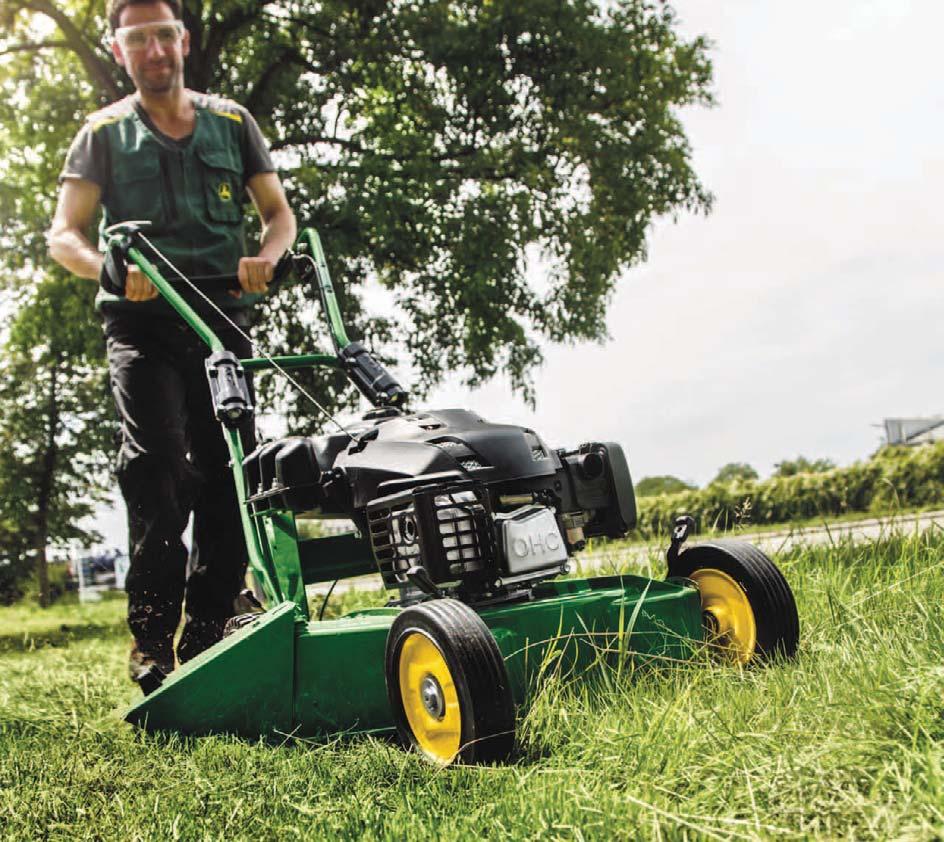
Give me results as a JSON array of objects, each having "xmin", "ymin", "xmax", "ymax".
[{"xmin": 112, "ymin": 223, "xmax": 800, "ymax": 765}]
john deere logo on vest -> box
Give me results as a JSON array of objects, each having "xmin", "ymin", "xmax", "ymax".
[{"xmin": 218, "ymin": 182, "xmax": 232, "ymax": 201}]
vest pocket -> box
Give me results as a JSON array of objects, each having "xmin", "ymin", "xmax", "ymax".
[
  {"xmin": 197, "ymin": 147, "xmax": 242, "ymax": 223},
  {"xmin": 111, "ymin": 155, "xmax": 165, "ymax": 227}
]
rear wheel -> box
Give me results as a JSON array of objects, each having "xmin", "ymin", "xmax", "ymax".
[
  {"xmin": 670, "ymin": 540, "xmax": 799, "ymax": 663},
  {"xmin": 385, "ymin": 599, "xmax": 515, "ymax": 765}
]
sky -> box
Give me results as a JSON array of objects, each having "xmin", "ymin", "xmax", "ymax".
[
  {"xmin": 427, "ymin": 0, "xmax": 943, "ymax": 480},
  {"xmin": 90, "ymin": 0, "xmax": 944, "ymax": 548}
]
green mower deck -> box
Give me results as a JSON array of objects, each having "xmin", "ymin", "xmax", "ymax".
[{"xmin": 125, "ymin": 574, "xmax": 702, "ymax": 738}]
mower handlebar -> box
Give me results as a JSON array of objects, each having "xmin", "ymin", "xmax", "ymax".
[
  {"xmin": 169, "ymin": 273, "xmax": 240, "ymax": 290},
  {"xmin": 115, "ymin": 227, "xmax": 410, "ymax": 408},
  {"xmin": 164, "ymin": 252, "xmax": 295, "ymax": 293}
]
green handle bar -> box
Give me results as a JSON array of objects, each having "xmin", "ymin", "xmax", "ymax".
[
  {"xmin": 109, "ymin": 228, "xmax": 353, "ymax": 608},
  {"xmin": 298, "ymin": 228, "xmax": 351, "ymax": 352}
]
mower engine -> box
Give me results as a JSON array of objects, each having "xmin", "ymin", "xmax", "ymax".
[{"xmin": 243, "ymin": 408, "xmax": 636, "ymax": 604}]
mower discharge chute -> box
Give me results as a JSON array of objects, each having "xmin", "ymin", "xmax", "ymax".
[{"xmin": 114, "ymin": 223, "xmax": 800, "ymax": 765}]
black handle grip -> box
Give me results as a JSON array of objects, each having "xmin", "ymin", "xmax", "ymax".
[
  {"xmin": 169, "ymin": 274, "xmax": 241, "ymax": 291},
  {"xmin": 165, "ymin": 254, "xmax": 294, "ymax": 293}
]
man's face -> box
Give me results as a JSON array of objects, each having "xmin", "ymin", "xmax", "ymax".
[{"xmin": 111, "ymin": 2, "xmax": 189, "ymax": 95}]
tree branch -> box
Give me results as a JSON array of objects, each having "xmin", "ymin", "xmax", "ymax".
[
  {"xmin": 22, "ymin": 0, "xmax": 120, "ymax": 99},
  {"xmin": 0, "ymin": 39, "xmax": 68, "ymax": 56},
  {"xmin": 245, "ymin": 51, "xmax": 293, "ymax": 115},
  {"xmin": 260, "ymin": 9, "xmax": 339, "ymax": 42},
  {"xmin": 202, "ymin": 0, "xmax": 268, "ymax": 74},
  {"xmin": 271, "ymin": 133, "xmax": 491, "ymax": 168},
  {"xmin": 270, "ymin": 133, "xmax": 368, "ymax": 153}
]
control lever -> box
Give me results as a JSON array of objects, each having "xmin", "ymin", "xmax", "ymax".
[{"xmin": 666, "ymin": 514, "xmax": 696, "ymax": 577}]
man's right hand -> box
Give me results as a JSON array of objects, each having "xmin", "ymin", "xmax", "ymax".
[
  {"xmin": 125, "ymin": 266, "xmax": 159, "ymax": 302},
  {"xmin": 99, "ymin": 241, "xmax": 158, "ymax": 301}
]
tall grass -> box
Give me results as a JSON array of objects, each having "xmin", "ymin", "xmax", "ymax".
[{"xmin": 1, "ymin": 528, "xmax": 942, "ymax": 839}]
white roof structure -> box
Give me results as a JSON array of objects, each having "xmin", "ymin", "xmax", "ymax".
[{"xmin": 883, "ymin": 417, "xmax": 944, "ymax": 446}]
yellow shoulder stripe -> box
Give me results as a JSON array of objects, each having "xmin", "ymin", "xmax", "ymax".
[
  {"xmin": 91, "ymin": 115, "xmax": 122, "ymax": 132},
  {"xmin": 210, "ymin": 109, "xmax": 243, "ymax": 124}
]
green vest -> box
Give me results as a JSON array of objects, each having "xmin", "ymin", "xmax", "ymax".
[{"xmin": 93, "ymin": 95, "xmax": 261, "ymax": 317}]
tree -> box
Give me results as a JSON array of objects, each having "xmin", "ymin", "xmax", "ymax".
[
  {"xmin": 0, "ymin": 275, "xmax": 117, "ymax": 605},
  {"xmin": 772, "ymin": 456, "xmax": 835, "ymax": 478},
  {"xmin": 1, "ymin": 0, "xmax": 714, "ymax": 426},
  {"xmin": 634, "ymin": 474, "xmax": 694, "ymax": 497},
  {"xmin": 0, "ymin": 0, "xmax": 715, "ymax": 598},
  {"xmin": 711, "ymin": 462, "xmax": 758, "ymax": 485}
]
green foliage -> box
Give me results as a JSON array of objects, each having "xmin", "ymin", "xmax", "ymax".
[
  {"xmin": 637, "ymin": 441, "xmax": 944, "ymax": 538},
  {"xmin": 19, "ymin": 560, "xmax": 72, "ymax": 604},
  {"xmin": 633, "ymin": 474, "xmax": 694, "ymax": 497},
  {"xmin": 1, "ymin": 530, "xmax": 943, "ymax": 838},
  {"xmin": 0, "ymin": 274, "xmax": 117, "ymax": 604},
  {"xmin": 0, "ymin": 1, "xmax": 715, "ymax": 595},
  {"xmin": 772, "ymin": 455, "xmax": 836, "ymax": 477},
  {"xmin": 0, "ymin": 521, "xmax": 32, "ymax": 604},
  {"xmin": 868, "ymin": 442, "xmax": 944, "ymax": 511},
  {"xmin": 710, "ymin": 461, "xmax": 758, "ymax": 485},
  {"xmin": 1, "ymin": 0, "xmax": 714, "ymax": 424}
]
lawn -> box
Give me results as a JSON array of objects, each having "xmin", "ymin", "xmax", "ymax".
[{"xmin": 1, "ymin": 528, "xmax": 942, "ymax": 840}]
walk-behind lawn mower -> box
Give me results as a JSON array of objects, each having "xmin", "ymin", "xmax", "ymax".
[{"xmin": 112, "ymin": 222, "xmax": 800, "ymax": 765}]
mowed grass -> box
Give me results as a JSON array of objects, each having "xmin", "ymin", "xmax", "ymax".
[{"xmin": 1, "ymin": 529, "xmax": 943, "ymax": 840}]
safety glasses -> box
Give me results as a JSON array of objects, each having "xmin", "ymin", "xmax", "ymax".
[{"xmin": 113, "ymin": 20, "xmax": 185, "ymax": 52}]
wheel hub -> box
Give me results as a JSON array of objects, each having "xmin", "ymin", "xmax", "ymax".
[
  {"xmin": 690, "ymin": 567, "xmax": 757, "ymax": 663},
  {"xmin": 701, "ymin": 609, "xmax": 720, "ymax": 638},
  {"xmin": 420, "ymin": 674, "xmax": 445, "ymax": 719}
]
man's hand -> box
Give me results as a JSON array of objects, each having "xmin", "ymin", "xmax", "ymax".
[
  {"xmin": 125, "ymin": 266, "xmax": 159, "ymax": 302},
  {"xmin": 236, "ymin": 256, "xmax": 274, "ymax": 296},
  {"xmin": 98, "ymin": 245, "xmax": 156, "ymax": 301}
]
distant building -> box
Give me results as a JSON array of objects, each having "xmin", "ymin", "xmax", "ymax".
[{"xmin": 883, "ymin": 416, "xmax": 944, "ymax": 446}]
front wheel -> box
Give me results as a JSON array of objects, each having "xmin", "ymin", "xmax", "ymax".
[
  {"xmin": 384, "ymin": 599, "xmax": 515, "ymax": 766},
  {"xmin": 670, "ymin": 540, "xmax": 799, "ymax": 664}
]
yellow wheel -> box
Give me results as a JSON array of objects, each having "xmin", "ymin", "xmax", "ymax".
[
  {"xmin": 668, "ymin": 540, "xmax": 799, "ymax": 663},
  {"xmin": 385, "ymin": 599, "xmax": 515, "ymax": 765},
  {"xmin": 397, "ymin": 632, "xmax": 462, "ymax": 764}
]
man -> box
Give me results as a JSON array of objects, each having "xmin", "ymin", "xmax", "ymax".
[{"xmin": 47, "ymin": 0, "xmax": 296, "ymax": 681}]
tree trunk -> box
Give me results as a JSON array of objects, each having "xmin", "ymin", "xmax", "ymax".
[{"xmin": 35, "ymin": 354, "xmax": 61, "ymax": 609}]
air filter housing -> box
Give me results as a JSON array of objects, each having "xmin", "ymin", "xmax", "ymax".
[{"xmin": 367, "ymin": 480, "xmax": 497, "ymax": 591}]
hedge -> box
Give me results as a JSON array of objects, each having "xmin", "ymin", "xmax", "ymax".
[{"xmin": 633, "ymin": 441, "xmax": 944, "ymax": 539}]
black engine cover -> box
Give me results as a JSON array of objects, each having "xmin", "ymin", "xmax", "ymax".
[{"xmin": 335, "ymin": 409, "xmax": 559, "ymax": 508}]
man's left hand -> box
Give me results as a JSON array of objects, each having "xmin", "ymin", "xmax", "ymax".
[{"xmin": 235, "ymin": 256, "xmax": 274, "ymax": 296}]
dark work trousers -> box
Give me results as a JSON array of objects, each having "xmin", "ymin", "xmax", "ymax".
[{"xmin": 104, "ymin": 312, "xmax": 256, "ymax": 647}]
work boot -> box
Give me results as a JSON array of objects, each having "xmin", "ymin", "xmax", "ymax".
[
  {"xmin": 128, "ymin": 638, "xmax": 175, "ymax": 683},
  {"xmin": 176, "ymin": 616, "xmax": 227, "ymax": 664}
]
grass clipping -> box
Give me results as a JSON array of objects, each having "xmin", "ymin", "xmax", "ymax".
[{"xmin": 1, "ymin": 527, "xmax": 943, "ymax": 839}]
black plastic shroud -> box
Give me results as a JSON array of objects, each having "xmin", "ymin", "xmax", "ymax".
[{"xmin": 241, "ymin": 408, "xmax": 637, "ymax": 596}]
